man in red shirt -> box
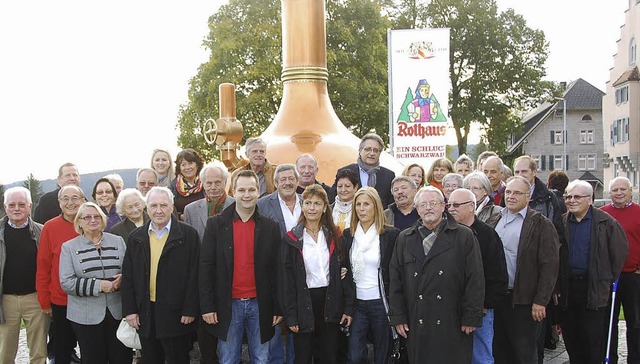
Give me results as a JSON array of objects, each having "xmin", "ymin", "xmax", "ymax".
[
  {"xmin": 200, "ymin": 170, "xmax": 283, "ymax": 363},
  {"xmin": 602, "ymin": 176, "xmax": 640, "ymax": 364}
]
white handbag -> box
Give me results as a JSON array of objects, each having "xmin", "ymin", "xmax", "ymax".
[{"xmin": 116, "ymin": 319, "xmax": 141, "ymax": 349}]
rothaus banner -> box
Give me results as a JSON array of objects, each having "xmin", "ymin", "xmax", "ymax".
[{"xmin": 387, "ymin": 28, "xmax": 450, "ymax": 168}]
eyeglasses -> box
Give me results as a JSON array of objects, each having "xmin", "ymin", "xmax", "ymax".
[
  {"xmin": 137, "ymin": 181, "xmax": 156, "ymax": 186},
  {"xmin": 469, "ymin": 186, "xmax": 484, "ymax": 191},
  {"xmin": 362, "ymin": 147, "xmax": 381, "ymax": 154},
  {"xmin": 59, "ymin": 196, "xmax": 84, "ymax": 204},
  {"xmin": 445, "ymin": 201, "xmax": 473, "ymax": 209},
  {"xmin": 6, "ymin": 202, "xmax": 29, "ymax": 209},
  {"xmin": 82, "ymin": 215, "xmax": 102, "ymax": 222},
  {"xmin": 563, "ymin": 195, "xmax": 591, "ymax": 201},
  {"xmin": 504, "ymin": 190, "xmax": 527, "ymax": 197},
  {"xmin": 443, "ymin": 184, "xmax": 459, "ymax": 189},
  {"xmin": 95, "ymin": 190, "xmax": 113, "ymax": 195},
  {"xmin": 417, "ymin": 201, "xmax": 443, "ymax": 209}
]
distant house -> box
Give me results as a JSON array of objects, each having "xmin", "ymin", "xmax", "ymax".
[
  {"xmin": 506, "ymin": 78, "xmax": 605, "ymax": 198},
  {"xmin": 603, "ymin": 0, "xmax": 640, "ymax": 196}
]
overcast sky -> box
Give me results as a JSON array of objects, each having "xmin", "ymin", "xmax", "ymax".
[{"xmin": 0, "ymin": 0, "xmax": 629, "ymax": 184}]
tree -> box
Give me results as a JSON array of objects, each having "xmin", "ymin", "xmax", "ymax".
[
  {"xmin": 176, "ymin": 0, "xmax": 391, "ymax": 160},
  {"xmin": 22, "ymin": 173, "xmax": 44, "ymax": 207}
]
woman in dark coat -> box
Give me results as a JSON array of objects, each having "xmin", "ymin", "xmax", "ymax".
[
  {"xmin": 281, "ymin": 185, "xmax": 354, "ymax": 364},
  {"xmin": 109, "ymin": 188, "xmax": 149, "ymax": 241},
  {"xmin": 168, "ymin": 148, "xmax": 205, "ymax": 220},
  {"xmin": 341, "ymin": 187, "xmax": 399, "ymax": 364}
]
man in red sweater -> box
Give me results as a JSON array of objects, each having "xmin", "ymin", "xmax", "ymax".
[{"xmin": 602, "ymin": 176, "xmax": 640, "ymax": 364}]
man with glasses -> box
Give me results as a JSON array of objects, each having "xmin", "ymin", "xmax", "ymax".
[
  {"xmin": 558, "ymin": 180, "xmax": 627, "ymax": 364},
  {"xmin": 389, "ymin": 186, "xmax": 484, "ymax": 363},
  {"xmin": 334, "ymin": 133, "xmax": 395, "ymax": 208},
  {"xmin": 33, "ymin": 163, "xmax": 81, "ymax": 224},
  {"xmin": 447, "ymin": 188, "xmax": 508, "ymax": 364},
  {"xmin": 488, "ymin": 176, "xmax": 559, "ymax": 364},
  {"xmin": 602, "ymin": 177, "xmax": 640, "ymax": 364},
  {"xmin": 384, "ymin": 176, "xmax": 419, "ymax": 230},
  {"xmin": 136, "ymin": 168, "xmax": 158, "ymax": 197},
  {"xmin": 0, "ymin": 187, "xmax": 48, "ymax": 363}
]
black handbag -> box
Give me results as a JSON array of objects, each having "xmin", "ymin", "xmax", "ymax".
[{"xmin": 389, "ymin": 336, "xmax": 409, "ymax": 364}]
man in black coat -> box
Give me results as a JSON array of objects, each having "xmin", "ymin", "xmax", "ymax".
[
  {"xmin": 333, "ymin": 133, "xmax": 395, "ymax": 208},
  {"xmin": 121, "ymin": 186, "xmax": 200, "ymax": 364},
  {"xmin": 448, "ymin": 188, "xmax": 508, "ymax": 363},
  {"xmin": 33, "ymin": 162, "xmax": 81, "ymax": 224},
  {"xmin": 199, "ymin": 170, "xmax": 282, "ymax": 363}
]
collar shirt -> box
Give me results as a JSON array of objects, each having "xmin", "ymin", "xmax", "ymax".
[
  {"xmin": 568, "ymin": 207, "xmax": 593, "ymax": 276},
  {"xmin": 358, "ymin": 167, "xmax": 369, "ymax": 188},
  {"xmin": 149, "ymin": 218, "xmax": 172, "ymax": 239},
  {"xmin": 495, "ymin": 206, "xmax": 528, "ymax": 289},
  {"xmin": 302, "ymin": 229, "xmax": 330, "ymax": 289},
  {"xmin": 278, "ymin": 194, "xmax": 302, "ymax": 232},
  {"xmin": 7, "ymin": 219, "xmax": 29, "ymax": 229}
]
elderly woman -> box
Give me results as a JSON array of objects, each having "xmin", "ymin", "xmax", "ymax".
[
  {"xmin": 110, "ymin": 188, "xmax": 148, "ymax": 241},
  {"xmin": 151, "ymin": 149, "xmax": 176, "ymax": 187},
  {"xmin": 426, "ymin": 158, "xmax": 454, "ymax": 194},
  {"xmin": 59, "ymin": 202, "xmax": 132, "ymax": 363},
  {"xmin": 282, "ymin": 185, "xmax": 354, "ymax": 364},
  {"xmin": 92, "ymin": 178, "xmax": 123, "ymax": 232},
  {"xmin": 342, "ymin": 187, "xmax": 399, "ymax": 364},
  {"xmin": 401, "ymin": 163, "xmax": 426, "ymax": 188},
  {"xmin": 332, "ymin": 168, "xmax": 360, "ymax": 232},
  {"xmin": 104, "ymin": 173, "xmax": 125, "ymax": 195},
  {"xmin": 454, "ymin": 154, "xmax": 474, "ymax": 177},
  {"xmin": 168, "ymin": 148, "xmax": 205, "ymax": 219},
  {"xmin": 463, "ymin": 172, "xmax": 502, "ymax": 222},
  {"xmin": 442, "ymin": 173, "xmax": 464, "ymax": 201}
]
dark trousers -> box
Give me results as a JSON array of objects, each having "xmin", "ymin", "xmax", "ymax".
[
  {"xmin": 140, "ymin": 303, "xmax": 193, "ymax": 364},
  {"xmin": 51, "ymin": 303, "xmax": 78, "ymax": 364},
  {"xmin": 197, "ymin": 318, "xmax": 219, "ymax": 364},
  {"xmin": 71, "ymin": 309, "xmax": 133, "ymax": 364},
  {"xmin": 610, "ymin": 271, "xmax": 640, "ymax": 364},
  {"xmin": 561, "ymin": 275, "xmax": 609, "ymax": 364},
  {"xmin": 348, "ymin": 298, "xmax": 391, "ymax": 364},
  {"xmin": 293, "ymin": 287, "xmax": 339, "ymax": 364},
  {"xmin": 493, "ymin": 295, "xmax": 541, "ymax": 364}
]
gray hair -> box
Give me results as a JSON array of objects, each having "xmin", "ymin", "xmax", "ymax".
[
  {"xmin": 146, "ymin": 186, "xmax": 174, "ymax": 204},
  {"xmin": 455, "ymin": 154, "xmax": 475, "ymax": 170},
  {"xmin": 295, "ymin": 153, "xmax": 318, "ymax": 167},
  {"xmin": 4, "ymin": 186, "xmax": 32, "ymax": 205},
  {"xmin": 452, "ymin": 188, "xmax": 477, "ymax": 204},
  {"xmin": 115, "ymin": 188, "xmax": 146, "ymax": 216},
  {"xmin": 74, "ymin": 202, "xmax": 107, "ymax": 235},
  {"xmin": 136, "ymin": 168, "xmax": 158, "ymax": 182},
  {"xmin": 463, "ymin": 172, "xmax": 492, "ymax": 194},
  {"xmin": 483, "ymin": 156, "xmax": 505, "ymax": 173},
  {"xmin": 58, "ymin": 185, "xmax": 86, "ymax": 199},
  {"xmin": 414, "ymin": 186, "xmax": 444, "ymax": 205},
  {"xmin": 506, "ymin": 176, "xmax": 532, "ymax": 191},
  {"xmin": 104, "ymin": 173, "xmax": 124, "ymax": 187},
  {"xmin": 391, "ymin": 175, "xmax": 417, "ymax": 190},
  {"xmin": 566, "ymin": 179, "xmax": 594, "ymax": 197},
  {"xmin": 608, "ymin": 176, "xmax": 632, "ymax": 192},
  {"xmin": 245, "ymin": 137, "xmax": 267, "ymax": 152},
  {"xmin": 199, "ymin": 161, "xmax": 230, "ymax": 182},
  {"xmin": 443, "ymin": 173, "xmax": 463, "ymax": 187},
  {"xmin": 359, "ymin": 133, "xmax": 384, "ymax": 150},
  {"xmin": 274, "ymin": 164, "xmax": 299, "ymax": 183}
]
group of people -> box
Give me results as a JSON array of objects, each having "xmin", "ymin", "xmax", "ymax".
[{"xmin": 0, "ymin": 133, "xmax": 637, "ymax": 364}]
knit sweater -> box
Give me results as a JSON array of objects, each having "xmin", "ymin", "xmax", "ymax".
[
  {"xmin": 601, "ymin": 202, "xmax": 640, "ymax": 273},
  {"xmin": 36, "ymin": 215, "xmax": 79, "ymax": 308}
]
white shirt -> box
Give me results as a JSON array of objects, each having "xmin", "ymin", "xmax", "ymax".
[
  {"xmin": 148, "ymin": 218, "xmax": 172, "ymax": 239},
  {"xmin": 278, "ymin": 194, "xmax": 302, "ymax": 232},
  {"xmin": 302, "ymin": 229, "xmax": 330, "ymax": 288}
]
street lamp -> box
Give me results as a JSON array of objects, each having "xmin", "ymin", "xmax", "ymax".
[{"xmin": 555, "ymin": 97, "xmax": 567, "ymax": 169}]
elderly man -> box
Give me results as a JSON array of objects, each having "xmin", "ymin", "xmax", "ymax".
[
  {"xmin": 447, "ymin": 188, "xmax": 508, "ymax": 364},
  {"xmin": 558, "ymin": 180, "xmax": 627, "ymax": 364},
  {"xmin": 602, "ymin": 177, "xmax": 640, "ymax": 364},
  {"xmin": 200, "ymin": 170, "xmax": 282, "ymax": 364},
  {"xmin": 384, "ymin": 176, "xmax": 419, "ymax": 230},
  {"xmin": 33, "ymin": 163, "xmax": 81, "ymax": 224},
  {"xmin": 295, "ymin": 153, "xmax": 335, "ymax": 203},
  {"xmin": 0, "ymin": 187, "xmax": 48, "ymax": 364},
  {"xmin": 335, "ymin": 133, "xmax": 395, "ymax": 208},
  {"xmin": 483, "ymin": 156, "xmax": 506, "ymax": 206},
  {"xmin": 389, "ymin": 186, "xmax": 485, "ymax": 363},
  {"xmin": 136, "ymin": 168, "xmax": 158, "ymax": 197},
  {"xmin": 257, "ymin": 164, "xmax": 300, "ymax": 363},
  {"xmin": 488, "ymin": 176, "xmax": 559, "ymax": 364},
  {"xmin": 121, "ymin": 187, "xmax": 200, "ymax": 363},
  {"xmin": 230, "ymin": 137, "xmax": 276, "ymax": 197}
]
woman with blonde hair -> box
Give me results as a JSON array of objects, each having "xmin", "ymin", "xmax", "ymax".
[
  {"xmin": 426, "ymin": 158, "xmax": 453, "ymax": 194},
  {"xmin": 401, "ymin": 163, "xmax": 426, "ymax": 188},
  {"xmin": 342, "ymin": 187, "xmax": 399, "ymax": 364},
  {"xmin": 150, "ymin": 149, "xmax": 175, "ymax": 187}
]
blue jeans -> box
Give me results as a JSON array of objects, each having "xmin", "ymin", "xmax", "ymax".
[
  {"xmin": 348, "ymin": 298, "xmax": 391, "ymax": 364},
  {"xmin": 267, "ymin": 323, "xmax": 295, "ymax": 363},
  {"xmin": 472, "ymin": 309, "xmax": 494, "ymax": 364},
  {"xmin": 218, "ymin": 299, "xmax": 269, "ymax": 364}
]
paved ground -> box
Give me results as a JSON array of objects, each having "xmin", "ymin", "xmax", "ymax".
[{"xmin": 17, "ymin": 322, "xmax": 629, "ymax": 363}]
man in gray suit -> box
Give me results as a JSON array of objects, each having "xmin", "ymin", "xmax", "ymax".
[
  {"xmin": 256, "ymin": 164, "xmax": 301, "ymax": 363},
  {"xmin": 184, "ymin": 161, "xmax": 234, "ymax": 364},
  {"xmin": 184, "ymin": 161, "xmax": 235, "ymax": 240}
]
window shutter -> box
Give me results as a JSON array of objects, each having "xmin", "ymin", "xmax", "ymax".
[
  {"xmin": 540, "ymin": 156, "xmax": 546, "ymax": 171},
  {"xmin": 565, "ymin": 155, "xmax": 569, "ymax": 170},
  {"xmin": 611, "ymin": 123, "xmax": 615, "ymax": 146},
  {"xmin": 564, "ymin": 130, "xmax": 568, "ymax": 144},
  {"xmin": 549, "ymin": 156, "xmax": 555, "ymax": 170},
  {"xmin": 550, "ymin": 131, "xmax": 555, "ymax": 144}
]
